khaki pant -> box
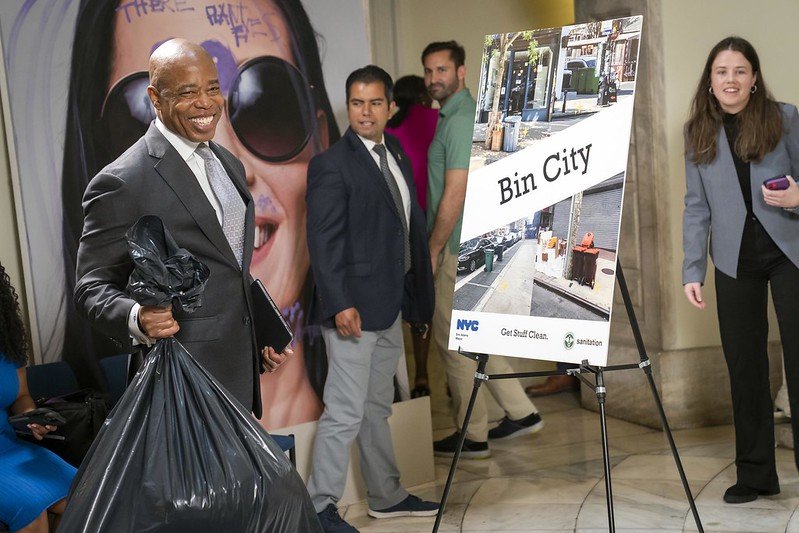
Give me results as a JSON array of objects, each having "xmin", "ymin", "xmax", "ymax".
[{"xmin": 432, "ymin": 248, "xmax": 536, "ymax": 442}]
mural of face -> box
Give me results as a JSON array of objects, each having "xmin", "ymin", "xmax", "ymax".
[{"xmin": 110, "ymin": 0, "xmax": 327, "ymax": 428}]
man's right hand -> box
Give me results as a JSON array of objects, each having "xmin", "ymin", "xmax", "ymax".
[
  {"xmin": 335, "ymin": 307, "xmax": 362, "ymax": 338},
  {"xmin": 139, "ymin": 305, "xmax": 179, "ymax": 338},
  {"xmin": 683, "ymin": 282, "xmax": 706, "ymax": 310}
]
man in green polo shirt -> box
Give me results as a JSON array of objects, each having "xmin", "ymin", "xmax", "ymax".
[{"xmin": 422, "ymin": 41, "xmax": 543, "ymax": 458}]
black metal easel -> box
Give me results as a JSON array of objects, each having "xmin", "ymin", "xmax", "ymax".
[{"xmin": 432, "ymin": 262, "xmax": 704, "ymax": 533}]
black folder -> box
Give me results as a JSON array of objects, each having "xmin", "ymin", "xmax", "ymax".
[{"xmin": 250, "ymin": 279, "xmax": 294, "ymax": 354}]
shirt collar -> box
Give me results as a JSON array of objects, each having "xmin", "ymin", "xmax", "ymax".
[
  {"xmin": 155, "ymin": 118, "xmax": 201, "ymax": 161},
  {"xmin": 355, "ymin": 132, "xmax": 385, "ymax": 152},
  {"xmin": 438, "ymin": 87, "xmax": 472, "ymax": 118}
]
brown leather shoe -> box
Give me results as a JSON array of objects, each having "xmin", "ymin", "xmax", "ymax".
[{"xmin": 525, "ymin": 375, "xmax": 579, "ymax": 397}]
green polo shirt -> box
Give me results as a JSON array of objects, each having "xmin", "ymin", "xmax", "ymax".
[{"xmin": 427, "ymin": 88, "xmax": 476, "ymax": 255}]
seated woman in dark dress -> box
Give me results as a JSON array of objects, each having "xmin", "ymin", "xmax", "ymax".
[{"xmin": 0, "ymin": 263, "xmax": 76, "ymax": 532}]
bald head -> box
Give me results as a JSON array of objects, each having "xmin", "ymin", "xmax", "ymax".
[
  {"xmin": 149, "ymin": 38, "xmax": 215, "ymax": 92},
  {"xmin": 146, "ymin": 38, "xmax": 224, "ymax": 142}
]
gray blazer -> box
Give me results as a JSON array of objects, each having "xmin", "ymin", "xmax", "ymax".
[
  {"xmin": 683, "ymin": 103, "xmax": 799, "ymax": 284},
  {"xmin": 74, "ymin": 123, "xmax": 263, "ymax": 417}
]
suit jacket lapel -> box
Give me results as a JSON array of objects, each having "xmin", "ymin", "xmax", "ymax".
[
  {"xmin": 345, "ymin": 128, "xmax": 404, "ymax": 221},
  {"xmin": 714, "ymin": 127, "xmax": 748, "ymax": 213},
  {"xmin": 210, "ymin": 141, "xmax": 252, "ymax": 203},
  {"xmin": 145, "ymin": 124, "xmax": 241, "ymax": 269},
  {"xmin": 210, "ymin": 141, "xmax": 254, "ymax": 272},
  {"xmin": 715, "ymin": 127, "xmax": 740, "ymax": 184},
  {"xmin": 385, "ymin": 135, "xmax": 414, "ymax": 193}
]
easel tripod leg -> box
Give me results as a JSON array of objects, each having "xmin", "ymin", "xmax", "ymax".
[
  {"xmin": 615, "ymin": 262, "xmax": 704, "ymax": 532},
  {"xmin": 595, "ymin": 369, "xmax": 616, "ymax": 532},
  {"xmin": 432, "ymin": 354, "xmax": 489, "ymax": 533},
  {"xmin": 644, "ymin": 369, "xmax": 704, "ymax": 532}
]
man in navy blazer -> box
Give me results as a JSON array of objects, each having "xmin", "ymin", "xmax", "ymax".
[{"xmin": 305, "ymin": 65, "xmax": 437, "ymax": 531}]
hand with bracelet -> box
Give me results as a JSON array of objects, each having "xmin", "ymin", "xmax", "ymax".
[{"xmin": 410, "ymin": 322, "xmax": 430, "ymax": 339}]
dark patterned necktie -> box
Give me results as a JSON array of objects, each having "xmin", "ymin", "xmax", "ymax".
[
  {"xmin": 373, "ymin": 143, "xmax": 410, "ymax": 272},
  {"xmin": 195, "ymin": 143, "xmax": 246, "ymax": 266}
]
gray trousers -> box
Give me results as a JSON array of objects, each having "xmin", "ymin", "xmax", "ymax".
[{"xmin": 307, "ymin": 313, "xmax": 408, "ymax": 512}]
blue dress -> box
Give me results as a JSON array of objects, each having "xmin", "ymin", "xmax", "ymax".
[{"xmin": 0, "ymin": 354, "xmax": 76, "ymax": 531}]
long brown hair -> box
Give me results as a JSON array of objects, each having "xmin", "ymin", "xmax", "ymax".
[
  {"xmin": 685, "ymin": 36, "xmax": 782, "ymax": 164},
  {"xmin": 0, "ymin": 262, "xmax": 28, "ymax": 366}
]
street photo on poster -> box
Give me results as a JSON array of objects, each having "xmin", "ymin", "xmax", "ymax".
[
  {"xmin": 454, "ymin": 173, "xmax": 622, "ymax": 322},
  {"xmin": 450, "ymin": 16, "xmax": 641, "ymax": 366}
]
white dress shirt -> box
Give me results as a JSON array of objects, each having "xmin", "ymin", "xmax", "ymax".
[
  {"xmin": 154, "ymin": 118, "xmax": 225, "ymax": 224},
  {"xmin": 356, "ymin": 134, "xmax": 411, "ymax": 227}
]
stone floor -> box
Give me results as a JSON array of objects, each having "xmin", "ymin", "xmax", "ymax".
[{"xmin": 338, "ymin": 358, "xmax": 799, "ymax": 532}]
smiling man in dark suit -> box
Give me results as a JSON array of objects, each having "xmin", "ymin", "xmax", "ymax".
[
  {"xmin": 74, "ymin": 39, "xmax": 288, "ymax": 419},
  {"xmin": 305, "ymin": 65, "xmax": 437, "ymax": 532}
]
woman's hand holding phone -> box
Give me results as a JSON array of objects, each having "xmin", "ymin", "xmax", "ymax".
[{"xmin": 762, "ymin": 175, "xmax": 799, "ymax": 209}]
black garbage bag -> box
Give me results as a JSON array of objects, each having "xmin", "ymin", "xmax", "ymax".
[
  {"xmin": 60, "ymin": 215, "xmax": 321, "ymax": 532},
  {"xmin": 125, "ymin": 214, "xmax": 210, "ymax": 311}
]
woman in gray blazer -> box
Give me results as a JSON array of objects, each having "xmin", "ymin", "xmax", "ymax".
[{"xmin": 683, "ymin": 36, "xmax": 799, "ymax": 505}]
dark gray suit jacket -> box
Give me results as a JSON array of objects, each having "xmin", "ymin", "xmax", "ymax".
[
  {"xmin": 306, "ymin": 128, "xmax": 434, "ymax": 331},
  {"xmin": 683, "ymin": 103, "xmax": 799, "ymax": 284},
  {"xmin": 75, "ymin": 123, "xmax": 263, "ymax": 417}
]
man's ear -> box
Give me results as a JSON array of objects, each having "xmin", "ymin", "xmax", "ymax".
[
  {"xmin": 315, "ymin": 109, "xmax": 330, "ymax": 150},
  {"xmin": 147, "ymin": 85, "xmax": 160, "ymax": 110},
  {"xmin": 457, "ymin": 65, "xmax": 466, "ymax": 84},
  {"xmin": 389, "ymin": 101, "xmax": 397, "ymax": 117}
]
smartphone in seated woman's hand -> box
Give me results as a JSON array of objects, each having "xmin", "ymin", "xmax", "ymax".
[{"xmin": 9, "ymin": 408, "xmax": 66, "ymax": 431}]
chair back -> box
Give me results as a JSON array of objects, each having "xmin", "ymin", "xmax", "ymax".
[
  {"xmin": 26, "ymin": 361, "xmax": 79, "ymax": 399},
  {"xmin": 271, "ymin": 433, "xmax": 296, "ymax": 467}
]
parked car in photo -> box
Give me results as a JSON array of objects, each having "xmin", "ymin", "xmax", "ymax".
[
  {"xmin": 568, "ymin": 56, "xmax": 597, "ymax": 71},
  {"xmin": 457, "ymin": 238, "xmax": 494, "ymax": 274}
]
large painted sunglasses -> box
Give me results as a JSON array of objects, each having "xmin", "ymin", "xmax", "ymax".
[{"xmin": 100, "ymin": 56, "xmax": 318, "ymax": 162}]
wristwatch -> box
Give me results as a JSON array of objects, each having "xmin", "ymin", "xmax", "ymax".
[{"xmin": 411, "ymin": 322, "xmax": 429, "ymax": 336}]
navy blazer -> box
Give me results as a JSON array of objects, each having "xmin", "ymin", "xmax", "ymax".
[
  {"xmin": 683, "ymin": 103, "xmax": 799, "ymax": 284},
  {"xmin": 306, "ymin": 128, "xmax": 434, "ymax": 331},
  {"xmin": 75, "ymin": 123, "xmax": 263, "ymax": 417}
]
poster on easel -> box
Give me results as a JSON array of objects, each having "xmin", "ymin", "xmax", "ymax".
[{"xmin": 450, "ymin": 16, "xmax": 642, "ymax": 366}]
